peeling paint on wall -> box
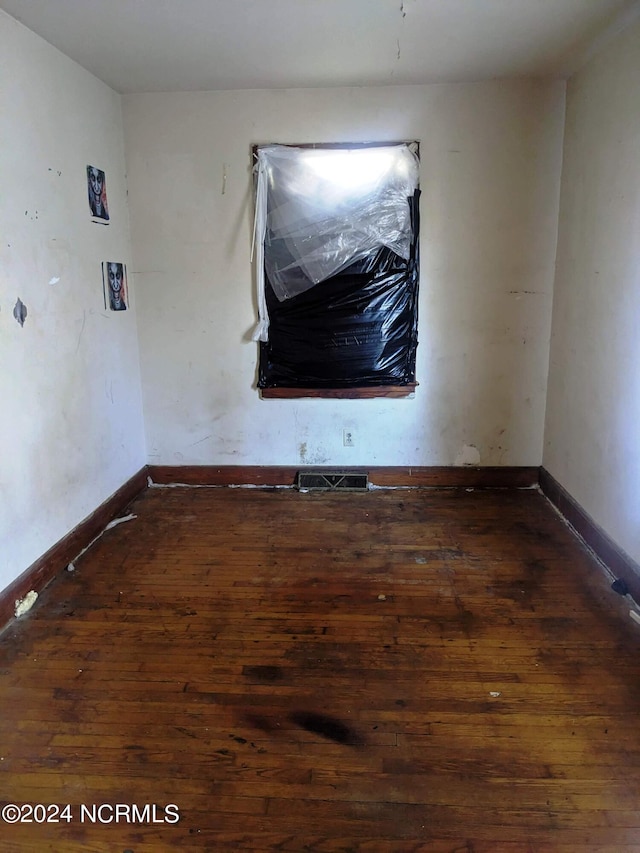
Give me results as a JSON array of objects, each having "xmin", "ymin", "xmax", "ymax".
[{"xmin": 13, "ymin": 298, "xmax": 27, "ymax": 327}]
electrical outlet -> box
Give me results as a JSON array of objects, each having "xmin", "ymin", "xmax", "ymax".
[{"xmin": 343, "ymin": 429, "xmax": 354, "ymax": 447}]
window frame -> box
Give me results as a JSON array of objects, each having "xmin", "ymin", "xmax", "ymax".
[{"xmin": 253, "ymin": 141, "xmax": 420, "ymax": 400}]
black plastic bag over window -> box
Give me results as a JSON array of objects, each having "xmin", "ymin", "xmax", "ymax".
[{"xmin": 252, "ymin": 143, "xmax": 420, "ymax": 393}]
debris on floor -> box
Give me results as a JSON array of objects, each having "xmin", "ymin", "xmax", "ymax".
[
  {"xmin": 612, "ymin": 578, "xmax": 629, "ymax": 596},
  {"xmin": 14, "ymin": 590, "xmax": 38, "ymax": 618},
  {"xmin": 105, "ymin": 513, "xmax": 137, "ymax": 531}
]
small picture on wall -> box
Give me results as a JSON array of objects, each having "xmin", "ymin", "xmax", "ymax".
[
  {"xmin": 102, "ymin": 262, "xmax": 128, "ymax": 311},
  {"xmin": 87, "ymin": 165, "xmax": 109, "ymax": 221}
]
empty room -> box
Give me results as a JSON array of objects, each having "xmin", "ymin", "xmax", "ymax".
[{"xmin": 1, "ymin": 0, "xmax": 640, "ymax": 850}]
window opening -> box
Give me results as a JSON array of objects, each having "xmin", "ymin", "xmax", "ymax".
[{"xmin": 252, "ymin": 142, "xmax": 420, "ymax": 398}]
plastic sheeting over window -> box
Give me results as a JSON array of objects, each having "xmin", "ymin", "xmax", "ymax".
[{"xmin": 252, "ymin": 142, "xmax": 420, "ymax": 391}]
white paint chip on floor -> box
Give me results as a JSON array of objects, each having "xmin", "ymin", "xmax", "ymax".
[{"xmin": 14, "ymin": 590, "xmax": 38, "ymax": 618}]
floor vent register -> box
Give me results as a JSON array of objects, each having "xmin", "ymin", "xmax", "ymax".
[{"xmin": 296, "ymin": 471, "xmax": 369, "ymax": 492}]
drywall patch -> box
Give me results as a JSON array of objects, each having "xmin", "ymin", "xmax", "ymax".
[
  {"xmin": 13, "ymin": 298, "xmax": 27, "ymax": 327},
  {"xmin": 455, "ymin": 444, "xmax": 481, "ymax": 466},
  {"xmin": 15, "ymin": 590, "xmax": 38, "ymax": 618}
]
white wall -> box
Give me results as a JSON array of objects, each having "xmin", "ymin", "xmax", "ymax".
[
  {"xmin": 544, "ymin": 20, "xmax": 640, "ymax": 564},
  {"xmin": 0, "ymin": 12, "xmax": 146, "ymax": 593},
  {"xmin": 123, "ymin": 81, "xmax": 565, "ymax": 468}
]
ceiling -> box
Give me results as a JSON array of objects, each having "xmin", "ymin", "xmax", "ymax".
[{"xmin": 1, "ymin": 0, "xmax": 639, "ymax": 94}]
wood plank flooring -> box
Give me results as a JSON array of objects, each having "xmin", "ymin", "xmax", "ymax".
[{"xmin": 1, "ymin": 486, "xmax": 640, "ymax": 852}]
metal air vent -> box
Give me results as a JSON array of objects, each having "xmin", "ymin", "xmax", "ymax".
[{"xmin": 297, "ymin": 470, "xmax": 369, "ymax": 492}]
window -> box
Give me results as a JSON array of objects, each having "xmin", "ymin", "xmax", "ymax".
[{"xmin": 252, "ymin": 142, "xmax": 420, "ymax": 399}]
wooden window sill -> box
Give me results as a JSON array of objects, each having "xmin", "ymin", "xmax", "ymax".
[{"xmin": 260, "ymin": 384, "xmax": 418, "ymax": 399}]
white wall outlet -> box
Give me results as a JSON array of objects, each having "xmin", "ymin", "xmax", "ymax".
[{"xmin": 343, "ymin": 429, "xmax": 354, "ymax": 447}]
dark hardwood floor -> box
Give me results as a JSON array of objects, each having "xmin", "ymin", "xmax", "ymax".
[{"xmin": 1, "ymin": 486, "xmax": 640, "ymax": 852}]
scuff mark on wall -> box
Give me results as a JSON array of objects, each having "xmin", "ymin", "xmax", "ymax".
[
  {"xmin": 454, "ymin": 444, "xmax": 481, "ymax": 466},
  {"xmin": 75, "ymin": 310, "xmax": 86, "ymax": 353},
  {"xmin": 13, "ymin": 298, "xmax": 27, "ymax": 327},
  {"xmin": 299, "ymin": 441, "xmax": 329, "ymax": 465},
  {"xmin": 391, "ymin": 0, "xmax": 406, "ymax": 76},
  {"xmin": 189, "ymin": 434, "xmax": 213, "ymax": 447},
  {"xmin": 15, "ymin": 590, "xmax": 38, "ymax": 618}
]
